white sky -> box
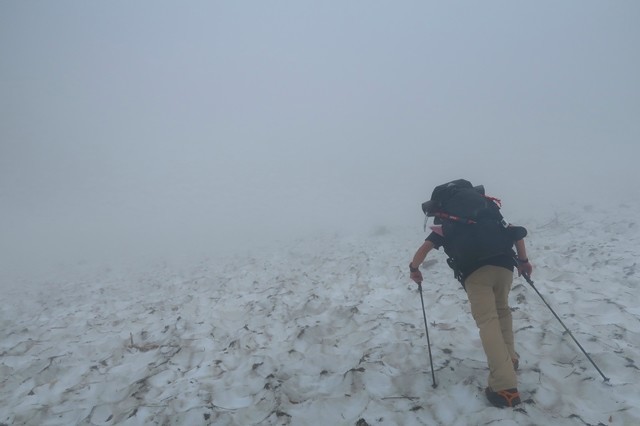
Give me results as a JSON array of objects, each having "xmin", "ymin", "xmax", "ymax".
[{"xmin": 1, "ymin": 1, "xmax": 639, "ymax": 275}]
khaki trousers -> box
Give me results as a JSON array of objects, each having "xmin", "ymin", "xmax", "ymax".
[{"xmin": 465, "ymin": 265, "xmax": 517, "ymax": 391}]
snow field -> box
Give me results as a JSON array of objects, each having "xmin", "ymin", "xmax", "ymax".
[{"xmin": 1, "ymin": 204, "xmax": 639, "ymax": 425}]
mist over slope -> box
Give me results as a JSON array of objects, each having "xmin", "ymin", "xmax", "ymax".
[{"xmin": 2, "ymin": 1, "xmax": 639, "ymax": 281}]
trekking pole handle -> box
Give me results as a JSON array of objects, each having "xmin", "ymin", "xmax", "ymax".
[{"xmin": 522, "ymin": 272, "xmax": 534, "ymax": 285}]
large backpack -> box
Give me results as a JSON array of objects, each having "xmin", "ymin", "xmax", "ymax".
[{"xmin": 422, "ymin": 179, "xmax": 516, "ymax": 278}]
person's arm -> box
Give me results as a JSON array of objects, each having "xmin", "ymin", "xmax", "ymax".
[
  {"xmin": 514, "ymin": 239, "xmax": 527, "ymax": 260},
  {"xmin": 514, "ymin": 239, "xmax": 533, "ymax": 277},
  {"xmin": 409, "ymin": 240, "xmax": 436, "ymax": 284}
]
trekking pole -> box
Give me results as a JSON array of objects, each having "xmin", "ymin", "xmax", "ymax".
[
  {"xmin": 417, "ymin": 282, "xmax": 438, "ymax": 388},
  {"xmin": 522, "ymin": 273, "xmax": 609, "ymax": 382}
]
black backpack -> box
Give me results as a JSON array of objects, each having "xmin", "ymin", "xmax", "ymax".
[{"xmin": 422, "ymin": 179, "xmax": 518, "ymax": 278}]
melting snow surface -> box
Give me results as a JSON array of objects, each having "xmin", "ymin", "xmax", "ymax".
[{"xmin": 1, "ymin": 205, "xmax": 639, "ymax": 425}]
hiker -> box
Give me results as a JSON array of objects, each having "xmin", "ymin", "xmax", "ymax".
[{"xmin": 409, "ymin": 179, "xmax": 533, "ymax": 408}]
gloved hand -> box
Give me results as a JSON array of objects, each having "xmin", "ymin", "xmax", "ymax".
[
  {"xmin": 410, "ymin": 263, "xmax": 423, "ymax": 284},
  {"xmin": 517, "ymin": 259, "xmax": 533, "ymax": 277}
]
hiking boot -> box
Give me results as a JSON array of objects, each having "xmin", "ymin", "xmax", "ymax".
[{"xmin": 485, "ymin": 387, "xmax": 521, "ymax": 408}]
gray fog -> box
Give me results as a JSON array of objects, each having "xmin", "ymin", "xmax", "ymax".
[{"xmin": 1, "ymin": 1, "xmax": 639, "ymax": 278}]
